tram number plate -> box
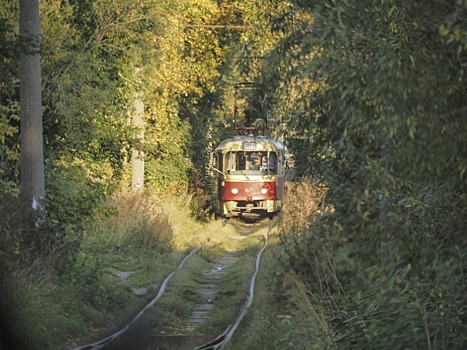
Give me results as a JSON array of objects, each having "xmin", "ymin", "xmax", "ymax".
[{"xmin": 245, "ymin": 187, "xmax": 254, "ymax": 193}]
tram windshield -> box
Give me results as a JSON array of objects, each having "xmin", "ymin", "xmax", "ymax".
[{"xmin": 225, "ymin": 151, "xmax": 277, "ymax": 175}]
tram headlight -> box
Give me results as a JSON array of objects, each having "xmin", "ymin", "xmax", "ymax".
[
  {"xmin": 260, "ymin": 188, "xmax": 268, "ymax": 195},
  {"xmin": 231, "ymin": 188, "xmax": 239, "ymax": 194}
]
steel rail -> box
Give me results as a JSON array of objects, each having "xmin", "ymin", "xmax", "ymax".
[
  {"xmin": 71, "ymin": 246, "xmax": 201, "ymax": 350},
  {"xmin": 195, "ymin": 227, "xmax": 270, "ymax": 350}
]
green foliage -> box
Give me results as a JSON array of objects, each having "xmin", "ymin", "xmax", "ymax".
[
  {"xmin": 0, "ymin": 102, "xmax": 20, "ymax": 198},
  {"xmin": 267, "ymin": 0, "xmax": 467, "ymax": 348},
  {"xmin": 0, "ymin": 1, "xmax": 20, "ymax": 199},
  {"xmin": 0, "ymin": 188, "xmax": 183, "ymax": 349},
  {"xmin": 7, "ymin": 0, "xmax": 463, "ymax": 348},
  {"xmin": 46, "ymin": 159, "xmax": 112, "ymax": 227},
  {"xmin": 2, "ymin": 1, "xmax": 234, "ymax": 347},
  {"xmin": 3, "ymin": 0, "xmax": 248, "ymax": 253},
  {"xmin": 0, "ymin": 262, "xmax": 86, "ymax": 349},
  {"xmin": 41, "ymin": 0, "xmax": 137, "ymax": 180},
  {"xmin": 0, "ymin": 195, "xmax": 22, "ymax": 267}
]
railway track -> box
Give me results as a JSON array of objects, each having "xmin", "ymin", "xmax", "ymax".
[{"xmin": 71, "ymin": 220, "xmax": 272, "ymax": 350}]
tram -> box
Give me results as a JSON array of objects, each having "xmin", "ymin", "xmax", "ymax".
[{"xmin": 211, "ymin": 125, "xmax": 286, "ymax": 220}]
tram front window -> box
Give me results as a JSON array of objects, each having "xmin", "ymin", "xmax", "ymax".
[{"xmin": 226, "ymin": 151, "xmax": 277, "ymax": 174}]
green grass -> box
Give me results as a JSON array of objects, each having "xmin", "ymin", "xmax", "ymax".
[
  {"xmin": 222, "ymin": 233, "xmax": 327, "ymax": 350},
  {"xmin": 1, "ymin": 185, "xmax": 328, "ymax": 350},
  {"xmin": 0, "ymin": 188, "xmax": 203, "ymax": 350}
]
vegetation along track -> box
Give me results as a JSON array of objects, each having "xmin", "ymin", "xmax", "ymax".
[{"xmin": 71, "ymin": 220, "xmax": 272, "ymax": 350}]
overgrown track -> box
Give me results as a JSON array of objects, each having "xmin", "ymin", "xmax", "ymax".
[
  {"xmin": 194, "ymin": 227, "xmax": 269, "ymax": 350},
  {"xmin": 71, "ymin": 248, "xmax": 202, "ymax": 350},
  {"xmin": 71, "ymin": 221, "xmax": 272, "ymax": 350}
]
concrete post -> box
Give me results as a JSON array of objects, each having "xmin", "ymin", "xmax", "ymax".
[
  {"xmin": 19, "ymin": 0, "xmax": 45, "ymax": 216},
  {"xmin": 131, "ymin": 96, "xmax": 144, "ymax": 191}
]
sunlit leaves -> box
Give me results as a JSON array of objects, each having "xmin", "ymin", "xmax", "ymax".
[
  {"xmin": 262, "ymin": 0, "xmax": 467, "ymax": 348},
  {"xmin": 439, "ymin": 0, "xmax": 467, "ymax": 59},
  {"xmin": 0, "ymin": 2, "xmax": 20, "ymax": 198}
]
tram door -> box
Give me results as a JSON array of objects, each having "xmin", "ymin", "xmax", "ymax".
[{"xmin": 211, "ymin": 151, "xmax": 224, "ymax": 213}]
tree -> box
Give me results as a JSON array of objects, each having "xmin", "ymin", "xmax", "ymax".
[
  {"xmin": 262, "ymin": 0, "xmax": 467, "ymax": 348},
  {"xmin": 0, "ymin": 1, "xmax": 20, "ymax": 199}
]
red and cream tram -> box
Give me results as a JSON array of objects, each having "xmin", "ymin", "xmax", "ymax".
[{"xmin": 211, "ymin": 132, "xmax": 286, "ymax": 219}]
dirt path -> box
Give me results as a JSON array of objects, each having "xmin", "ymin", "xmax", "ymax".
[{"xmin": 186, "ymin": 252, "xmax": 239, "ymax": 330}]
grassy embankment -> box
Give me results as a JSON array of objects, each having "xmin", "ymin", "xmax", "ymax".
[
  {"xmin": 225, "ymin": 180, "xmax": 329, "ymax": 350},
  {"xmin": 1, "ymin": 180, "xmax": 326, "ymax": 350},
  {"xmin": 1, "ymin": 189, "xmax": 203, "ymax": 349}
]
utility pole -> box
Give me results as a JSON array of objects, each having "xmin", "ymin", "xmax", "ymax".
[
  {"xmin": 19, "ymin": 0, "xmax": 45, "ymax": 218},
  {"xmin": 131, "ymin": 88, "xmax": 144, "ymax": 191}
]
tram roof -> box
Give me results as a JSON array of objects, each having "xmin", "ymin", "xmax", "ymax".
[{"xmin": 215, "ymin": 135, "xmax": 285, "ymax": 152}]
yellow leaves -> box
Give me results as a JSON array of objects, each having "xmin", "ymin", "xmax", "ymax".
[
  {"xmin": 439, "ymin": 23, "xmax": 467, "ymax": 45},
  {"xmin": 438, "ymin": 24, "xmax": 449, "ymax": 37},
  {"xmin": 436, "ymin": 302, "xmax": 465, "ymax": 318},
  {"xmin": 0, "ymin": 116, "xmax": 20, "ymax": 162},
  {"xmin": 0, "ymin": 124, "xmax": 18, "ymax": 144}
]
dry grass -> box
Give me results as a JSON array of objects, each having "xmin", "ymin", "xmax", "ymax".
[
  {"xmin": 159, "ymin": 186, "xmax": 203, "ymax": 249},
  {"xmin": 276, "ymin": 179, "xmax": 340, "ymax": 348},
  {"xmin": 280, "ymin": 179, "xmax": 328, "ymax": 232},
  {"xmin": 84, "ymin": 188, "xmax": 174, "ymax": 250}
]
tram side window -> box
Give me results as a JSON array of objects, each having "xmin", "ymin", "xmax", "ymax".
[
  {"xmin": 226, "ymin": 152, "xmax": 236, "ymax": 172},
  {"xmin": 265, "ymin": 152, "xmax": 277, "ymax": 173},
  {"xmin": 216, "ymin": 152, "xmax": 223, "ymax": 172}
]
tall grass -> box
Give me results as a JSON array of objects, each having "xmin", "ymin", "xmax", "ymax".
[
  {"xmin": 278, "ymin": 177, "xmax": 467, "ymax": 349},
  {"xmin": 223, "ymin": 180, "xmax": 332, "ymax": 349},
  {"xmin": 276, "ymin": 179, "xmax": 339, "ymax": 349},
  {"xmin": 158, "ymin": 186, "xmax": 202, "ymax": 249},
  {"xmin": 83, "ymin": 188, "xmax": 173, "ymax": 252},
  {"xmin": 280, "ymin": 180, "xmax": 328, "ymax": 232},
  {"xmin": 0, "ymin": 186, "xmax": 203, "ymax": 350}
]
